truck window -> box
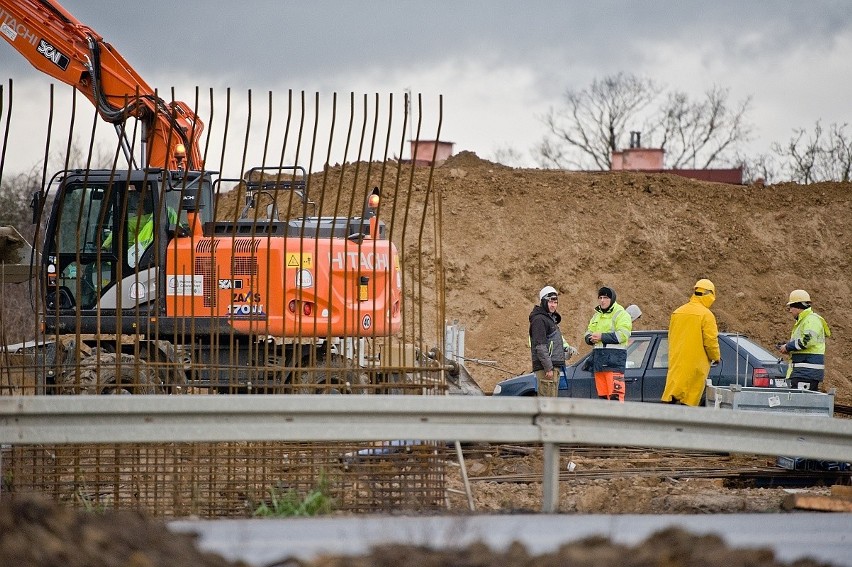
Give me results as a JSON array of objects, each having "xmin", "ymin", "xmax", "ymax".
[
  {"xmin": 626, "ymin": 336, "xmax": 652, "ymax": 369},
  {"xmin": 652, "ymin": 338, "xmax": 669, "ymax": 369}
]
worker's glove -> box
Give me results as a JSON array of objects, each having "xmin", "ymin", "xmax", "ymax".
[
  {"xmin": 564, "ymin": 345, "xmax": 578, "ymax": 358},
  {"xmin": 584, "ymin": 333, "xmax": 594, "ymax": 346}
]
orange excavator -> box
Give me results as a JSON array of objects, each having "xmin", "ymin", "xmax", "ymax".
[{"xmin": 1, "ymin": 0, "xmax": 408, "ymax": 393}]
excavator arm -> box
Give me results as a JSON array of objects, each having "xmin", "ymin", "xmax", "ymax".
[{"xmin": 0, "ymin": 0, "xmax": 203, "ymax": 169}]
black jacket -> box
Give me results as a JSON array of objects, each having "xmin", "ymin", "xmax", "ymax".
[{"xmin": 529, "ymin": 304, "xmax": 566, "ymax": 372}]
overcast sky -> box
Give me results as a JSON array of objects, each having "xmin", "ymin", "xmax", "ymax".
[{"xmin": 3, "ymin": 1, "xmax": 852, "ymax": 175}]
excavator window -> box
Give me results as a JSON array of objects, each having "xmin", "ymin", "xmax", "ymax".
[{"xmin": 49, "ymin": 182, "xmax": 118, "ymax": 309}]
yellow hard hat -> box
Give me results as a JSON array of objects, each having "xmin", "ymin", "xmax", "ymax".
[
  {"xmin": 787, "ymin": 289, "xmax": 811, "ymax": 305},
  {"xmin": 694, "ymin": 278, "xmax": 715, "ymax": 295}
]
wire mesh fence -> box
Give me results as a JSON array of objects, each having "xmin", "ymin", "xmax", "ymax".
[
  {"xmin": 0, "ymin": 82, "xmax": 451, "ymax": 515},
  {"xmin": 2, "ymin": 441, "xmax": 448, "ymax": 517}
]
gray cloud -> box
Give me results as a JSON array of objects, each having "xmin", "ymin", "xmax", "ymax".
[{"xmin": 3, "ymin": 0, "xmax": 851, "ymax": 170}]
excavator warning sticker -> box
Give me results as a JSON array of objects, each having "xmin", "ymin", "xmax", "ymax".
[
  {"xmin": 286, "ymin": 253, "xmax": 312, "ymax": 269},
  {"xmin": 362, "ymin": 314, "xmax": 372, "ymax": 329},
  {"xmin": 167, "ymin": 275, "xmax": 203, "ymax": 296}
]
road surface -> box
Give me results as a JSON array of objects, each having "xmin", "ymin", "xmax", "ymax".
[{"xmin": 170, "ymin": 513, "xmax": 852, "ymax": 566}]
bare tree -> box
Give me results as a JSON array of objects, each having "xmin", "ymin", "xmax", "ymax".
[
  {"xmin": 774, "ymin": 121, "xmax": 852, "ymax": 184},
  {"xmin": 490, "ymin": 144, "xmax": 525, "ymax": 167},
  {"xmin": 537, "ymin": 73, "xmax": 659, "ymax": 170},
  {"xmin": 537, "ymin": 74, "xmax": 752, "ymax": 171},
  {"xmin": 738, "ymin": 152, "xmax": 778, "ymax": 185},
  {"xmin": 0, "ymin": 167, "xmax": 39, "ymax": 227},
  {"xmin": 772, "ymin": 120, "xmax": 852, "ymax": 184},
  {"xmin": 652, "ymin": 86, "xmax": 752, "ymax": 169},
  {"xmin": 773, "ymin": 123, "xmax": 824, "ymax": 184},
  {"xmin": 825, "ymin": 123, "xmax": 852, "ymax": 182}
]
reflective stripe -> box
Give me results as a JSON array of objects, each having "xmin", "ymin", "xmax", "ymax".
[
  {"xmin": 792, "ymin": 362, "xmax": 825, "ymax": 369},
  {"xmin": 594, "ymin": 343, "xmax": 627, "ymax": 350}
]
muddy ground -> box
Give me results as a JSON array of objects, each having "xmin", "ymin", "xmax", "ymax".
[
  {"xmin": 0, "ymin": 493, "xmax": 838, "ymax": 567},
  {"xmin": 444, "ymin": 446, "xmax": 836, "ymax": 514}
]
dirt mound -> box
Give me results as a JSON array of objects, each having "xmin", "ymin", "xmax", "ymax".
[
  {"xmin": 0, "ymin": 495, "xmax": 832, "ymax": 567},
  {"xmin": 271, "ymin": 152, "xmax": 850, "ymax": 402},
  {"xmin": 314, "ymin": 528, "xmax": 831, "ymax": 567},
  {"xmin": 0, "ymin": 495, "xmax": 247, "ymax": 567},
  {"xmin": 437, "ymin": 152, "xmax": 852, "ymax": 400}
]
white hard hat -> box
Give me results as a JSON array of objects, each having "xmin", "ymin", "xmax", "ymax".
[
  {"xmin": 539, "ymin": 285, "xmax": 558, "ymax": 301},
  {"xmin": 626, "ymin": 304, "xmax": 642, "ymax": 321}
]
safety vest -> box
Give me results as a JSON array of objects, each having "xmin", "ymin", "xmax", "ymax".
[
  {"xmin": 586, "ymin": 303, "xmax": 631, "ymax": 350},
  {"xmin": 785, "ymin": 308, "xmax": 831, "ymax": 381},
  {"xmin": 586, "ymin": 303, "xmax": 631, "ymax": 372}
]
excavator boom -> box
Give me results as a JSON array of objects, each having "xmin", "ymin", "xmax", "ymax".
[{"xmin": 0, "ymin": 0, "xmax": 203, "ymax": 169}]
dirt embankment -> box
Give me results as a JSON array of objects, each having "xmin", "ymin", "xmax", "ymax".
[
  {"xmin": 438, "ymin": 153, "xmax": 852, "ymax": 402},
  {"xmin": 224, "ymin": 152, "xmax": 852, "ymax": 402},
  {"xmin": 0, "ymin": 495, "xmax": 835, "ymax": 567},
  {"xmin": 296, "ymin": 152, "xmax": 852, "ymax": 403}
]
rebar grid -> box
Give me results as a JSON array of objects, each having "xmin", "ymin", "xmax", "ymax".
[
  {"xmin": 4, "ymin": 441, "xmax": 448, "ymax": 516},
  {"xmin": 1, "ymin": 83, "xmax": 449, "ymax": 515}
]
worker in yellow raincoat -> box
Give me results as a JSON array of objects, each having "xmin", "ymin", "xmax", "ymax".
[{"xmin": 661, "ymin": 279, "xmax": 721, "ymax": 406}]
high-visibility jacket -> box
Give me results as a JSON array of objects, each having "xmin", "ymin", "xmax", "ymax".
[
  {"xmin": 784, "ymin": 307, "xmax": 831, "ymax": 382},
  {"xmin": 103, "ymin": 207, "xmax": 178, "ymax": 267},
  {"xmin": 661, "ymin": 295, "xmax": 720, "ymax": 406},
  {"xmin": 584, "ymin": 302, "xmax": 631, "ymax": 372}
]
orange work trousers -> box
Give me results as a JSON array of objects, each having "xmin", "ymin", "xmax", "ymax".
[{"xmin": 594, "ymin": 371, "xmax": 625, "ymax": 402}]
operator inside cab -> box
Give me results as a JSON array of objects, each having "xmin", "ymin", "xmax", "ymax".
[{"xmin": 103, "ymin": 187, "xmax": 177, "ymax": 268}]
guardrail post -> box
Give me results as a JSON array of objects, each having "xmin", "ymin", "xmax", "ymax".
[{"xmin": 541, "ymin": 442, "xmax": 560, "ymax": 512}]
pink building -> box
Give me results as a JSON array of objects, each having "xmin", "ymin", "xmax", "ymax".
[
  {"xmin": 611, "ymin": 131, "xmax": 743, "ymax": 184},
  {"xmin": 409, "ymin": 140, "xmax": 454, "ymax": 166}
]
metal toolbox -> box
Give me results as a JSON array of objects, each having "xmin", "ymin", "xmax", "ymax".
[{"xmin": 705, "ymin": 384, "xmax": 835, "ymax": 417}]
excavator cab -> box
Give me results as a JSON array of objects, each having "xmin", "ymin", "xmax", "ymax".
[{"xmin": 39, "ymin": 169, "xmax": 214, "ymax": 333}]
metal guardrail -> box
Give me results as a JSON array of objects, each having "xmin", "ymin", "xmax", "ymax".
[{"xmin": 2, "ymin": 395, "xmax": 851, "ymax": 512}]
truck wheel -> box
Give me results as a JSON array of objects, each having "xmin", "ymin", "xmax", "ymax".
[{"xmin": 59, "ymin": 352, "xmax": 164, "ymax": 395}]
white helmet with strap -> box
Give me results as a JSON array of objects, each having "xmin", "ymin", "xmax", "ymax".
[{"xmin": 539, "ymin": 285, "xmax": 558, "ymax": 301}]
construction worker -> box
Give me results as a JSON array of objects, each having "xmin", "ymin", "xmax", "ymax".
[
  {"xmin": 529, "ymin": 286, "xmax": 573, "ymax": 397},
  {"xmin": 661, "ymin": 279, "xmax": 721, "ymax": 406},
  {"xmin": 584, "ymin": 286, "xmax": 632, "ymax": 402},
  {"xmin": 103, "ymin": 192, "xmax": 177, "ymax": 267},
  {"xmin": 777, "ymin": 289, "xmax": 831, "ymax": 391}
]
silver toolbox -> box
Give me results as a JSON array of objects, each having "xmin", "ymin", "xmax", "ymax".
[{"xmin": 705, "ymin": 384, "xmax": 834, "ymax": 417}]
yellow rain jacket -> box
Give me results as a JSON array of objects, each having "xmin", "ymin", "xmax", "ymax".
[{"xmin": 661, "ymin": 294, "xmax": 721, "ymax": 406}]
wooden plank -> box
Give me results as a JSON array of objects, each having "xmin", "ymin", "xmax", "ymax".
[
  {"xmin": 783, "ymin": 493, "xmax": 852, "ymax": 512},
  {"xmin": 830, "ymin": 485, "xmax": 852, "ymax": 500}
]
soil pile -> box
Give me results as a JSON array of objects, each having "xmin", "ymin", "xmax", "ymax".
[
  {"xmin": 312, "ymin": 528, "xmax": 832, "ymax": 567},
  {"xmin": 0, "ymin": 495, "xmax": 248, "ymax": 567},
  {"xmin": 262, "ymin": 152, "xmax": 850, "ymax": 402},
  {"xmin": 0, "ymin": 495, "xmax": 833, "ymax": 567},
  {"xmin": 435, "ymin": 153, "xmax": 852, "ymax": 401}
]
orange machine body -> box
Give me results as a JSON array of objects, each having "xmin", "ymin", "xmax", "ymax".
[{"xmin": 164, "ymin": 234, "xmax": 402, "ymax": 339}]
